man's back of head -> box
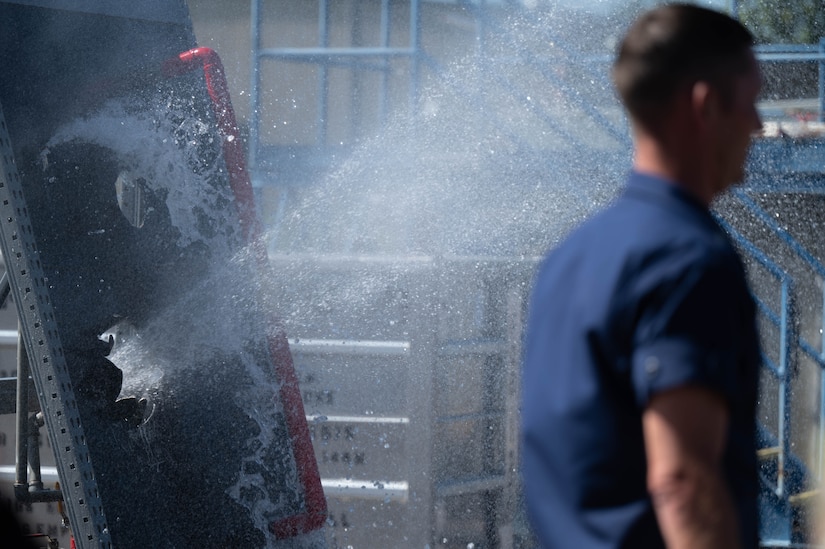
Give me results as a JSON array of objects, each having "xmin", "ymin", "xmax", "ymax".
[{"xmin": 612, "ymin": 3, "xmax": 754, "ymax": 132}]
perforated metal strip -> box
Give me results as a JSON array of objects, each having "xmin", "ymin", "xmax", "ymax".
[{"xmin": 0, "ymin": 102, "xmax": 111, "ymax": 548}]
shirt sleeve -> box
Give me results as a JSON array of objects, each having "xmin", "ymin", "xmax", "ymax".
[{"xmin": 630, "ymin": 250, "xmax": 747, "ymax": 408}]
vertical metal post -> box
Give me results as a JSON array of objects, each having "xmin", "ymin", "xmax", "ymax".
[
  {"xmin": 408, "ymin": 0, "xmax": 421, "ymax": 118},
  {"xmin": 500, "ymin": 270, "xmax": 527, "ymax": 549},
  {"xmin": 27, "ymin": 412, "xmax": 44, "ymax": 492},
  {"xmin": 0, "ymin": 272, "xmax": 10, "ymax": 307},
  {"xmin": 249, "ymin": 0, "xmax": 262, "ymax": 184},
  {"xmin": 819, "ymin": 38, "xmax": 825, "ymax": 123},
  {"xmin": 379, "ymin": 0, "xmax": 392, "ymax": 125},
  {"xmin": 14, "ymin": 325, "xmax": 29, "ymax": 492},
  {"xmin": 317, "ymin": 0, "xmax": 330, "ymax": 146},
  {"xmin": 777, "ymin": 279, "xmax": 794, "ymax": 500},
  {"xmin": 820, "ymin": 282, "xmax": 825, "ymax": 482},
  {"xmin": 475, "ymin": 0, "xmax": 487, "ymax": 58}
]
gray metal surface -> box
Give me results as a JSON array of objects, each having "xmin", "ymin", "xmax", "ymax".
[
  {"xmin": 0, "ymin": 101, "xmax": 111, "ymax": 548},
  {"xmin": 1, "ymin": 0, "xmax": 190, "ymax": 23}
]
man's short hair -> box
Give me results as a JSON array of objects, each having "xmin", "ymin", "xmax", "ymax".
[{"xmin": 612, "ymin": 3, "xmax": 754, "ymax": 128}]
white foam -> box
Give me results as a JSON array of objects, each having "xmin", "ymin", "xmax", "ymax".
[{"xmin": 45, "ymin": 98, "xmax": 236, "ymax": 250}]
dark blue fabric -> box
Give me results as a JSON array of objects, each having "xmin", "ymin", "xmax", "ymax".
[{"xmin": 521, "ymin": 171, "xmax": 761, "ymax": 549}]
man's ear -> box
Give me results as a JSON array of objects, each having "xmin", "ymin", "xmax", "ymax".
[{"xmin": 691, "ymin": 81, "xmax": 719, "ymax": 126}]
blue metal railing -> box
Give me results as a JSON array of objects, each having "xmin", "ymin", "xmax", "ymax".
[
  {"xmin": 716, "ymin": 187, "xmax": 825, "ymax": 545},
  {"xmin": 715, "ymin": 215, "xmax": 794, "ymax": 491},
  {"xmin": 730, "ymin": 189, "xmax": 825, "ymax": 477},
  {"xmin": 754, "ymin": 40, "xmax": 825, "ymax": 122}
]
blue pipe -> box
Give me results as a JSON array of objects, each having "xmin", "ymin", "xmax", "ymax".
[
  {"xmin": 408, "ymin": 0, "xmax": 421, "ymax": 118},
  {"xmin": 777, "ymin": 278, "xmax": 794, "ymax": 498},
  {"xmin": 820, "ymin": 38, "xmax": 825, "ymax": 123},
  {"xmin": 732, "ymin": 189, "xmax": 825, "ymax": 279},
  {"xmin": 317, "ymin": 0, "xmax": 330, "ymax": 146},
  {"xmin": 380, "ymin": 0, "xmax": 391, "ymax": 124},
  {"xmin": 249, "ymin": 0, "xmax": 262, "ymax": 184}
]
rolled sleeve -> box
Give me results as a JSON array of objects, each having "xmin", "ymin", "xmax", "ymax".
[
  {"xmin": 632, "ymin": 337, "xmax": 736, "ymax": 408},
  {"xmin": 628, "ymin": 248, "xmax": 746, "ymax": 409}
]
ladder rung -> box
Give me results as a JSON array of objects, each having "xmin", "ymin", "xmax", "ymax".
[
  {"xmin": 789, "ymin": 489, "xmax": 821, "ymax": 505},
  {"xmin": 436, "ymin": 475, "xmax": 507, "ymax": 497},
  {"xmin": 757, "ymin": 446, "xmax": 781, "ymax": 459}
]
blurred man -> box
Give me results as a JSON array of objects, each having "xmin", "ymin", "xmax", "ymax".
[{"xmin": 521, "ymin": 4, "xmax": 762, "ymax": 548}]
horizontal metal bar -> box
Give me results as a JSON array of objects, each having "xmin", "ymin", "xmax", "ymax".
[
  {"xmin": 512, "ymin": 42, "xmax": 822, "ymax": 63},
  {"xmin": 797, "ymin": 338, "xmax": 825, "ymax": 370},
  {"xmin": 754, "ymin": 294, "xmax": 781, "ymax": 328},
  {"xmin": 757, "ymin": 98, "xmax": 821, "ymax": 115},
  {"xmin": 435, "ymin": 475, "xmax": 507, "ymax": 497},
  {"xmin": 269, "ymin": 252, "xmax": 543, "ymax": 265},
  {"xmin": 0, "ymin": 465, "xmax": 58, "ymax": 481},
  {"xmin": 14, "ymin": 485, "xmax": 63, "ymax": 503},
  {"xmin": 437, "ymin": 410, "xmax": 503, "ymax": 424},
  {"xmin": 733, "ymin": 189, "xmax": 825, "ymax": 279},
  {"xmin": 714, "ymin": 214, "xmax": 787, "ymax": 280},
  {"xmin": 0, "ymin": 329, "xmax": 17, "ymax": 346},
  {"xmin": 258, "ymin": 47, "xmax": 417, "ymax": 60},
  {"xmin": 269, "ymin": 252, "xmax": 437, "ymax": 265},
  {"xmin": 321, "ymin": 478, "xmax": 408, "ymax": 502},
  {"xmin": 757, "ymin": 53, "xmax": 825, "ymax": 62},
  {"xmin": 0, "ymin": 377, "xmax": 38, "ymax": 415},
  {"xmin": 788, "ymin": 489, "xmax": 821, "ymax": 505},
  {"xmin": 259, "ymin": 56, "xmax": 393, "ymax": 73},
  {"xmin": 755, "ymin": 44, "xmax": 822, "ymax": 53},
  {"xmin": 758, "ymin": 446, "xmax": 782, "ymax": 460},
  {"xmin": 439, "ymin": 339, "xmax": 506, "ymax": 356},
  {"xmin": 289, "ymin": 338, "xmax": 410, "ymax": 356},
  {"xmin": 759, "ymin": 540, "xmax": 818, "ymax": 549},
  {"xmin": 759, "ymin": 353, "xmax": 782, "ymax": 380},
  {"xmin": 307, "ymin": 414, "xmax": 409, "ymax": 425}
]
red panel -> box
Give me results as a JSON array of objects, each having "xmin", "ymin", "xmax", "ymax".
[{"xmin": 162, "ymin": 47, "xmax": 327, "ymax": 539}]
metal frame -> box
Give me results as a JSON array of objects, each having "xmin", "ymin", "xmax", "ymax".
[
  {"xmin": 754, "ymin": 40, "xmax": 825, "ymax": 122},
  {"xmin": 247, "ymin": 4, "xmax": 825, "ymax": 189},
  {"xmin": 249, "ymin": 0, "xmax": 422, "ymax": 185},
  {"xmin": 14, "ymin": 328, "xmax": 63, "ymax": 505},
  {"xmin": 731, "ymin": 189, "xmax": 825, "ymax": 481},
  {"xmin": 0, "ymin": 101, "xmax": 112, "ymax": 548}
]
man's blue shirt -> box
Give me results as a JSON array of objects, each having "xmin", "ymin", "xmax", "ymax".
[{"xmin": 521, "ymin": 171, "xmax": 760, "ymax": 548}]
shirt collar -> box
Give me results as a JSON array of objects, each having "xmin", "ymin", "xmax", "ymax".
[{"xmin": 624, "ymin": 170, "xmax": 710, "ymax": 216}]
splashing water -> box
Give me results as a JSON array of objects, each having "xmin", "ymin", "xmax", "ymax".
[
  {"xmin": 108, "ymin": 242, "xmax": 309, "ymax": 545},
  {"xmin": 268, "ymin": 11, "xmax": 630, "ymax": 260},
  {"xmin": 35, "ymin": 7, "xmax": 640, "ymax": 547},
  {"xmin": 43, "ymin": 86, "xmax": 323, "ymax": 546},
  {"xmin": 45, "ymin": 96, "xmax": 237, "ymax": 250}
]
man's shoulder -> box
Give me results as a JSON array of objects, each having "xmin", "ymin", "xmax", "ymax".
[
  {"xmin": 537, "ymin": 192, "xmax": 738, "ymax": 297},
  {"xmin": 556, "ymin": 189, "xmax": 723, "ymax": 254}
]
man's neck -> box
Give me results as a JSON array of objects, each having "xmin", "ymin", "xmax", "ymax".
[{"xmin": 632, "ymin": 134, "xmax": 715, "ymax": 207}]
